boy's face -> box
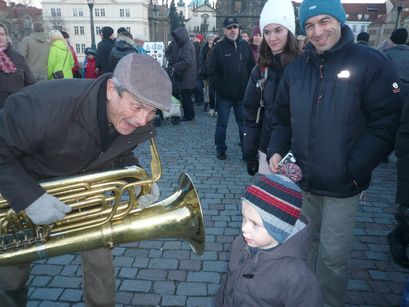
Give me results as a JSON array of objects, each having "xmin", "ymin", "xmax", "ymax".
[{"xmin": 241, "ymin": 201, "xmax": 278, "ymax": 249}]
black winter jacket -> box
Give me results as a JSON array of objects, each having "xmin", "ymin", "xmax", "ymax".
[
  {"xmin": 96, "ymin": 38, "xmax": 114, "ymax": 73},
  {"xmin": 207, "ymin": 36, "xmax": 255, "ymax": 101},
  {"xmin": 0, "ymin": 75, "xmax": 155, "ymax": 211},
  {"xmin": 243, "ymin": 57, "xmax": 285, "ymax": 161},
  {"xmin": 267, "ymin": 26, "xmax": 403, "ymax": 197}
]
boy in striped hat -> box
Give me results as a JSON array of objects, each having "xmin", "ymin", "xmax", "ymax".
[{"xmin": 214, "ymin": 174, "xmax": 322, "ymax": 306}]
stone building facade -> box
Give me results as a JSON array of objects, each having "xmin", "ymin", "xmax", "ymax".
[{"xmin": 215, "ymin": 0, "xmax": 267, "ymax": 34}]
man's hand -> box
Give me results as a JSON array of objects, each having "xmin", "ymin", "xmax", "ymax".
[
  {"xmin": 134, "ymin": 183, "xmax": 160, "ymax": 207},
  {"xmin": 25, "ymin": 193, "xmax": 72, "ymax": 225},
  {"xmin": 269, "ymin": 153, "xmax": 282, "ymax": 173}
]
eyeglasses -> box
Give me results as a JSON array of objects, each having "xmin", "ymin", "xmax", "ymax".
[{"xmin": 226, "ymin": 25, "xmax": 238, "ymax": 30}]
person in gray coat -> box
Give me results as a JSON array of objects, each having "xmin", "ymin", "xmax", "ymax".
[
  {"xmin": 18, "ymin": 21, "xmax": 49, "ymax": 82},
  {"xmin": 170, "ymin": 26, "xmax": 197, "ymax": 121},
  {"xmin": 215, "ymin": 174, "xmax": 322, "ymax": 307},
  {"xmin": 385, "ymin": 28, "xmax": 409, "ymax": 103}
]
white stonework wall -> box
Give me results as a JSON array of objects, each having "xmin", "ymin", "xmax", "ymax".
[{"xmin": 41, "ymin": 0, "xmax": 149, "ymax": 61}]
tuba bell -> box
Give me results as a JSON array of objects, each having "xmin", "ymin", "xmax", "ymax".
[{"xmin": 0, "ymin": 139, "xmax": 205, "ymax": 266}]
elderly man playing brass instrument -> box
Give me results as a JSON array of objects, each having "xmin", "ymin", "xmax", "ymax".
[{"xmin": 0, "ymin": 54, "xmax": 171, "ymax": 307}]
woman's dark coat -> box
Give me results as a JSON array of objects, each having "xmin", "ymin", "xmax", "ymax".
[
  {"xmin": 0, "ymin": 45, "xmax": 34, "ymax": 108},
  {"xmin": 243, "ymin": 58, "xmax": 284, "ymax": 161},
  {"xmin": 171, "ymin": 27, "xmax": 197, "ymax": 90}
]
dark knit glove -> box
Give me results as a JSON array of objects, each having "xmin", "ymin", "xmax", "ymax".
[{"xmin": 246, "ymin": 159, "xmax": 259, "ymax": 176}]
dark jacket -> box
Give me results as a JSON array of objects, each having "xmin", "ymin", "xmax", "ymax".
[
  {"xmin": 0, "ymin": 75, "xmax": 155, "ymax": 211},
  {"xmin": 171, "ymin": 27, "xmax": 197, "ymax": 90},
  {"xmin": 109, "ymin": 35, "xmax": 137, "ymax": 70},
  {"xmin": 207, "ymin": 36, "xmax": 255, "ymax": 101},
  {"xmin": 267, "ymin": 25, "xmax": 403, "ymax": 197},
  {"xmin": 0, "ymin": 45, "xmax": 34, "ymax": 108},
  {"xmin": 385, "ymin": 45, "xmax": 409, "ymax": 101},
  {"xmin": 243, "ymin": 58, "xmax": 285, "ymax": 161},
  {"xmin": 214, "ymin": 220, "xmax": 322, "ymax": 307},
  {"xmin": 396, "ymin": 101, "xmax": 409, "ymax": 205},
  {"xmin": 96, "ymin": 38, "xmax": 114, "ymax": 73}
]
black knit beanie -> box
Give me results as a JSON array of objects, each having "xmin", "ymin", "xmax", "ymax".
[
  {"xmin": 390, "ymin": 28, "xmax": 408, "ymax": 45},
  {"xmin": 102, "ymin": 26, "xmax": 114, "ymax": 39}
]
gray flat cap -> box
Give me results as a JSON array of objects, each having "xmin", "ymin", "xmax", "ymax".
[{"xmin": 113, "ymin": 54, "xmax": 171, "ymax": 112}]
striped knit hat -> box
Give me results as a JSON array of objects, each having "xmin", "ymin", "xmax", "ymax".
[{"xmin": 242, "ymin": 174, "xmax": 302, "ymax": 243}]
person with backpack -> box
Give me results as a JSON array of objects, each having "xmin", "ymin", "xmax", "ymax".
[{"xmin": 243, "ymin": 0, "xmax": 299, "ymax": 175}]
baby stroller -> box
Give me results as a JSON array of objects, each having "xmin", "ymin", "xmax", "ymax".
[{"xmin": 162, "ymin": 96, "xmax": 182, "ymax": 125}]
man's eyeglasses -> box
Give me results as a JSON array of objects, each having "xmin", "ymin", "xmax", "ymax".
[{"xmin": 226, "ymin": 25, "xmax": 238, "ymax": 30}]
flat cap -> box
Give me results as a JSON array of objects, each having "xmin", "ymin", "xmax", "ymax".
[{"xmin": 113, "ymin": 54, "xmax": 172, "ymax": 112}]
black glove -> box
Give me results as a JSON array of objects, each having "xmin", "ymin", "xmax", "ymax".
[{"xmin": 246, "ymin": 159, "xmax": 259, "ymax": 176}]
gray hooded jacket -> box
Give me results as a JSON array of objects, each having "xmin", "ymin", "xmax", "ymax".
[
  {"xmin": 214, "ymin": 219, "xmax": 322, "ymax": 307},
  {"xmin": 18, "ymin": 32, "xmax": 49, "ymax": 81}
]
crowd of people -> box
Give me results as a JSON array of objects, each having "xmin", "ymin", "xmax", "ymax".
[{"xmin": 1, "ymin": 0, "xmax": 409, "ymax": 305}]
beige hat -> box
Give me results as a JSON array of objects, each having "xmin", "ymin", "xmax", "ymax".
[{"xmin": 113, "ymin": 54, "xmax": 171, "ymax": 111}]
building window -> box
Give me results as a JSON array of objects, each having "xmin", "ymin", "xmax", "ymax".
[
  {"xmin": 81, "ymin": 44, "xmax": 86, "ymax": 53},
  {"xmin": 74, "ymin": 26, "xmax": 79, "ymax": 35},
  {"xmin": 51, "ymin": 8, "xmax": 61, "ymax": 16},
  {"xmin": 73, "ymin": 8, "xmax": 77, "ymax": 16},
  {"xmin": 361, "ymin": 25, "xmax": 365, "ymax": 32},
  {"xmin": 96, "ymin": 26, "xmax": 102, "ymax": 35},
  {"xmin": 234, "ymin": 0, "xmax": 242, "ymax": 12},
  {"xmin": 95, "ymin": 8, "xmax": 100, "ymax": 16},
  {"xmin": 80, "ymin": 26, "xmax": 85, "ymax": 35},
  {"xmin": 120, "ymin": 9, "xmax": 124, "ymax": 17},
  {"xmin": 79, "ymin": 8, "xmax": 83, "ymax": 16},
  {"xmin": 101, "ymin": 8, "xmax": 105, "ymax": 16},
  {"xmin": 75, "ymin": 44, "xmax": 81, "ymax": 53},
  {"xmin": 126, "ymin": 27, "xmax": 131, "ymax": 33},
  {"xmin": 126, "ymin": 9, "xmax": 130, "ymax": 17},
  {"xmin": 352, "ymin": 25, "xmax": 357, "ymax": 32}
]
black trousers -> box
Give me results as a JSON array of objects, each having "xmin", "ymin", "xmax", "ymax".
[{"xmin": 181, "ymin": 89, "xmax": 195, "ymax": 120}]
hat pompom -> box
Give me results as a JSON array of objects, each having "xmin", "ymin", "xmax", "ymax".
[{"xmin": 280, "ymin": 163, "xmax": 302, "ymax": 183}]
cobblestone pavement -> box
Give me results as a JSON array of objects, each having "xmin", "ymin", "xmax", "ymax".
[{"xmin": 26, "ymin": 107, "xmax": 408, "ymax": 307}]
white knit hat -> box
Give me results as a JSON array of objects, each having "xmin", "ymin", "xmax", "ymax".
[{"xmin": 259, "ymin": 0, "xmax": 296, "ymax": 35}]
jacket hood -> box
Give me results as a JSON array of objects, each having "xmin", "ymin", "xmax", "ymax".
[
  {"xmin": 31, "ymin": 32, "xmax": 48, "ymax": 43},
  {"xmin": 114, "ymin": 35, "xmax": 136, "ymax": 50},
  {"xmin": 245, "ymin": 216, "xmax": 311, "ymax": 262},
  {"xmin": 51, "ymin": 39, "xmax": 69, "ymax": 52},
  {"xmin": 304, "ymin": 24, "xmax": 354, "ymax": 60},
  {"xmin": 171, "ymin": 27, "xmax": 189, "ymax": 46}
]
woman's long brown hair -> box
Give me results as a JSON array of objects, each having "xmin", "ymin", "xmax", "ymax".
[{"xmin": 258, "ymin": 31, "xmax": 300, "ymax": 68}]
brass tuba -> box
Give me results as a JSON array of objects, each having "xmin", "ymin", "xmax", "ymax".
[{"xmin": 0, "ymin": 139, "xmax": 205, "ymax": 266}]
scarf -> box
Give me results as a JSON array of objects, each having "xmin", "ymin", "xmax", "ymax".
[{"xmin": 0, "ymin": 47, "xmax": 17, "ymax": 74}]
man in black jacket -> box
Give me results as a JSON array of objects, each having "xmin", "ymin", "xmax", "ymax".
[
  {"xmin": 0, "ymin": 54, "xmax": 171, "ymax": 307},
  {"xmin": 267, "ymin": 0, "xmax": 403, "ymax": 305},
  {"xmin": 207, "ymin": 17, "xmax": 255, "ymax": 160},
  {"xmin": 96, "ymin": 26, "xmax": 115, "ymax": 74}
]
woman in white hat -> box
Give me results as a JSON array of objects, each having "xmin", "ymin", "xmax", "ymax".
[{"xmin": 243, "ymin": 0, "xmax": 300, "ymax": 176}]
